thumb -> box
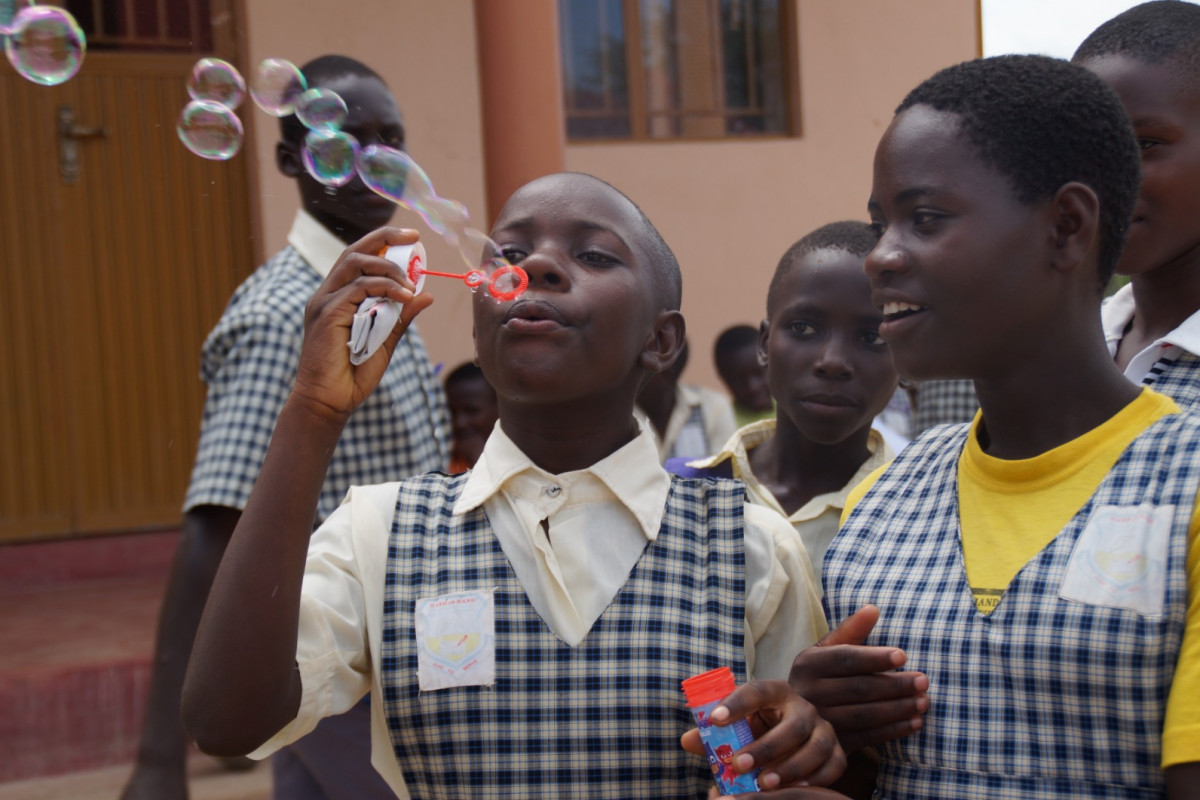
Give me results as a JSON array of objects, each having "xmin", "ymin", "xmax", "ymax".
[{"xmin": 818, "ymin": 604, "xmax": 879, "ymax": 647}]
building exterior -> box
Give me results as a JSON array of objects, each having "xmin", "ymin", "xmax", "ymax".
[{"xmin": 1, "ymin": 0, "xmax": 979, "ymax": 544}]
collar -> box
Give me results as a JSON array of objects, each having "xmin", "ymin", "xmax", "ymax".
[
  {"xmin": 1101, "ymin": 283, "xmax": 1200, "ymax": 356},
  {"xmin": 287, "ymin": 210, "xmax": 347, "ymax": 279},
  {"xmin": 453, "ymin": 417, "xmax": 672, "ymax": 540},
  {"xmin": 688, "ymin": 418, "xmax": 775, "ymax": 470}
]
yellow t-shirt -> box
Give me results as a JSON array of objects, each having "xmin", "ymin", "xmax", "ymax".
[{"xmin": 841, "ymin": 388, "xmax": 1200, "ymax": 768}]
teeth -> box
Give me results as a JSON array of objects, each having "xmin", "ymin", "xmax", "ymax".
[{"xmin": 883, "ymin": 302, "xmax": 923, "ymax": 316}]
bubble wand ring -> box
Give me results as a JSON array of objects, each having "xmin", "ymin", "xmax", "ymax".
[{"xmin": 381, "ymin": 245, "xmax": 529, "ymax": 302}]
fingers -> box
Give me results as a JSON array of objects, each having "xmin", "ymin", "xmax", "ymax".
[
  {"xmin": 710, "ymin": 681, "xmax": 845, "ymax": 790},
  {"xmin": 817, "ymin": 605, "xmax": 879, "ymax": 647}
]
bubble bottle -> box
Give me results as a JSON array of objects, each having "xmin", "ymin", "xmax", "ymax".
[{"xmin": 681, "ymin": 666, "xmax": 761, "ymax": 795}]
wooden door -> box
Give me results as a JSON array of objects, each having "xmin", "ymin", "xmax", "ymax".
[{"xmin": 0, "ymin": 1, "xmax": 255, "ymax": 542}]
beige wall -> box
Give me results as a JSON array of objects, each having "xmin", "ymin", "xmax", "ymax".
[
  {"xmin": 240, "ymin": 0, "xmax": 978, "ymax": 392},
  {"xmin": 567, "ymin": 0, "xmax": 980, "ymax": 392},
  {"xmin": 241, "ymin": 0, "xmax": 487, "ymax": 376}
]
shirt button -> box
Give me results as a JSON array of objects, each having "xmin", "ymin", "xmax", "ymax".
[{"xmin": 544, "ymin": 485, "xmax": 561, "ymax": 498}]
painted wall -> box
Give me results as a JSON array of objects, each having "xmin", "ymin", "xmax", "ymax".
[
  {"xmin": 240, "ymin": 0, "xmax": 978, "ymax": 393},
  {"xmin": 241, "ymin": 0, "xmax": 487, "ymax": 376},
  {"xmin": 566, "ymin": 0, "xmax": 980, "ymax": 391}
]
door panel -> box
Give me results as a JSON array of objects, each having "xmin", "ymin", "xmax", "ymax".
[{"xmin": 0, "ymin": 12, "xmax": 254, "ymax": 542}]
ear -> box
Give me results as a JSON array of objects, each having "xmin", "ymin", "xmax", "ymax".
[
  {"xmin": 638, "ymin": 309, "xmax": 686, "ymax": 375},
  {"xmin": 276, "ymin": 140, "xmax": 303, "ymax": 178},
  {"xmin": 756, "ymin": 319, "xmax": 770, "ymax": 368},
  {"xmin": 1048, "ymin": 181, "xmax": 1101, "ymax": 276}
]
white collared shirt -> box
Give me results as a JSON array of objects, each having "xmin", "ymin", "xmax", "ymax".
[
  {"xmin": 287, "ymin": 208, "xmax": 346, "ymax": 279},
  {"xmin": 1102, "ymin": 283, "xmax": 1200, "ymax": 381},
  {"xmin": 688, "ymin": 420, "xmax": 892, "ymax": 583},
  {"xmin": 250, "ymin": 419, "xmax": 827, "ymax": 797}
]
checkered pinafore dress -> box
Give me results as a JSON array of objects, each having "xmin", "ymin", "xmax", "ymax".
[
  {"xmin": 825, "ymin": 414, "xmax": 1200, "ymax": 800},
  {"xmin": 1141, "ymin": 351, "xmax": 1200, "ymax": 412},
  {"xmin": 381, "ymin": 473, "xmax": 749, "ymax": 799}
]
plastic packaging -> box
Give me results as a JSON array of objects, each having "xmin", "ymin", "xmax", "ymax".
[{"xmin": 681, "ymin": 666, "xmax": 761, "ymax": 794}]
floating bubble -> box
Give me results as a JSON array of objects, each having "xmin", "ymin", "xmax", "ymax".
[
  {"xmin": 356, "ymin": 144, "xmax": 511, "ymax": 270},
  {"xmin": 187, "ymin": 57, "xmax": 245, "ymax": 109},
  {"xmin": 250, "ymin": 58, "xmax": 306, "ymax": 116},
  {"xmin": 177, "ymin": 99, "xmax": 243, "ymax": 160},
  {"xmin": 302, "ymin": 129, "xmax": 359, "ymax": 186},
  {"xmin": 296, "ymin": 87, "xmax": 347, "ymax": 131},
  {"xmin": 5, "ymin": 5, "xmax": 86, "ymax": 86}
]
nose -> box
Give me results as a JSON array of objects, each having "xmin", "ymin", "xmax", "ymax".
[
  {"xmin": 518, "ymin": 247, "xmax": 570, "ymax": 291},
  {"xmin": 814, "ymin": 335, "xmax": 853, "ymax": 379},
  {"xmin": 864, "ymin": 231, "xmax": 906, "ymax": 284}
]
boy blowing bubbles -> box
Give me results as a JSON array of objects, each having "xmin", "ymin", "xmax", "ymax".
[{"xmin": 183, "ymin": 172, "xmax": 845, "ymax": 798}]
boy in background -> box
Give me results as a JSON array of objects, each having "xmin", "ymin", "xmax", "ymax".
[
  {"xmin": 715, "ymin": 323, "xmax": 776, "ymax": 426},
  {"xmin": 444, "ymin": 362, "xmax": 498, "ymax": 473},
  {"xmin": 675, "ymin": 221, "xmax": 897, "ymax": 582},
  {"xmin": 120, "ymin": 55, "xmax": 447, "ymax": 800},
  {"xmin": 182, "ymin": 173, "xmax": 841, "ymax": 798},
  {"xmin": 637, "ymin": 339, "xmax": 737, "ymax": 463}
]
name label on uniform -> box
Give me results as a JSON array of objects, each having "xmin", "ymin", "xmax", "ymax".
[
  {"xmin": 415, "ymin": 588, "xmax": 496, "ymax": 690},
  {"xmin": 1059, "ymin": 504, "xmax": 1172, "ymax": 617}
]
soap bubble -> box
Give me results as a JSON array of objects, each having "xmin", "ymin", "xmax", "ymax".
[
  {"xmin": 250, "ymin": 58, "xmax": 306, "ymax": 116},
  {"xmin": 296, "ymin": 87, "xmax": 347, "ymax": 131},
  {"xmin": 5, "ymin": 5, "xmax": 86, "ymax": 86},
  {"xmin": 302, "ymin": 129, "xmax": 359, "ymax": 186},
  {"xmin": 356, "ymin": 144, "xmax": 524, "ymax": 298},
  {"xmin": 187, "ymin": 58, "xmax": 245, "ymax": 109},
  {"xmin": 177, "ymin": 100, "xmax": 243, "ymax": 160}
]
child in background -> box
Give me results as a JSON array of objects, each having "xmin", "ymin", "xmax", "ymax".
[
  {"xmin": 674, "ymin": 221, "xmax": 897, "ymax": 582},
  {"xmin": 792, "ymin": 55, "xmax": 1200, "ymax": 798},
  {"xmin": 182, "ymin": 173, "xmax": 842, "ymax": 798},
  {"xmin": 1074, "ymin": 1, "xmax": 1200, "ymax": 413},
  {"xmin": 636, "ymin": 339, "xmax": 737, "ymax": 463},
  {"xmin": 715, "ymin": 323, "xmax": 776, "ymax": 426},
  {"xmin": 443, "ymin": 361, "xmax": 498, "ymax": 473}
]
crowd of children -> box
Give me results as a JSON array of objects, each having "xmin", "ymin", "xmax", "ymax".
[{"xmin": 165, "ymin": 2, "xmax": 1200, "ymax": 798}]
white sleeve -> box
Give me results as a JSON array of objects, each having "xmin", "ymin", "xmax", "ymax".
[
  {"xmin": 741, "ymin": 502, "xmax": 828, "ymax": 681},
  {"xmin": 248, "ymin": 483, "xmax": 398, "ymax": 759}
]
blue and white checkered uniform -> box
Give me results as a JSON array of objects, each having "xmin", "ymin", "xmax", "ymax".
[
  {"xmin": 381, "ymin": 472, "xmax": 748, "ymax": 799},
  {"xmin": 825, "ymin": 414, "xmax": 1200, "ymax": 799},
  {"xmin": 184, "ymin": 245, "xmax": 448, "ymax": 523},
  {"xmin": 1141, "ymin": 352, "xmax": 1200, "ymax": 412}
]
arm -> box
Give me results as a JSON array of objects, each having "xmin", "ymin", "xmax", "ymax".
[
  {"xmin": 180, "ymin": 227, "xmax": 429, "ymax": 756},
  {"xmin": 789, "ymin": 605, "xmax": 929, "ymax": 754},
  {"xmin": 1167, "ymin": 763, "xmax": 1200, "ymax": 800}
]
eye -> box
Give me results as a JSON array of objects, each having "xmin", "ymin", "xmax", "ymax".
[
  {"xmin": 578, "ymin": 249, "xmax": 618, "ymax": 266},
  {"xmin": 869, "ymin": 220, "xmax": 886, "ymax": 236},
  {"xmin": 499, "ymin": 246, "xmax": 527, "ymax": 263},
  {"xmin": 912, "ymin": 209, "xmax": 942, "ymax": 227},
  {"xmin": 1137, "ymin": 138, "xmax": 1160, "ymax": 153},
  {"xmin": 861, "ymin": 329, "xmax": 885, "ymax": 347},
  {"xmin": 788, "ymin": 320, "xmax": 818, "ymax": 337}
]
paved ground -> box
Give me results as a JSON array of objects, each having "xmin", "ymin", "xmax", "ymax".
[{"xmin": 0, "ymin": 756, "xmax": 271, "ymax": 800}]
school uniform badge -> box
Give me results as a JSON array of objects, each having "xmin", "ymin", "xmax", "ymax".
[
  {"xmin": 414, "ymin": 588, "xmax": 497, "ymax": 690},
  {"xmin": 1059, "ymin": 504, "xmax": 1172, "ymax": 617}
]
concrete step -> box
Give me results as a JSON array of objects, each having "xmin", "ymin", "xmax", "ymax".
[{"xmin": 0, "ymin": 532, "xmax": 177, "ymax": 783}]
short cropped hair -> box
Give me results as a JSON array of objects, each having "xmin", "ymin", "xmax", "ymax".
[
  {"xmin": 444, "ymin": 361, "xmax": 490, "ymax": 390},
  {"xmin": 897, "ymin": 55, "xmax": 1140, "ymax": 286},
  {"xmin": 279, "ymin": 55, "xmax": 388, "ymax": 146},
  {"xmin": 583, "ymin": 174, "xmax": 683, "ymax": 311},
  {"xmin": 714, "ymin": 324, "xmax": 759, "ymax": 367},
  {"xmin": 767, "ymin": 221, "xmax": 880, "ymax": 315},
  {"xmin": 1073, "ymin": 0, "xmax": 1200, "ymax": 82}
]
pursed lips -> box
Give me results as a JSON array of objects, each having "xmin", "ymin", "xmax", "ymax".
[{"xmin": 502, "ymin": 298, "xmax": 569, "ymax": 331}]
